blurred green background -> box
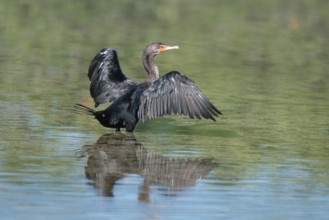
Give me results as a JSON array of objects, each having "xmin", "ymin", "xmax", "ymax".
[{"xmin": 0, "ymin": 0, "xmax": 328, "ymax": 219}]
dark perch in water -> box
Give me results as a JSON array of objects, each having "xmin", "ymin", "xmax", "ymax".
[{"xmin": 76, "ymin": 42, "xmax": 221, "ymax": 132}]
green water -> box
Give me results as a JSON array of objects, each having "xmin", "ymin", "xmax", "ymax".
[{"xmin": 0, "ymin": 1, "xmax": 329, "ymax": 219}]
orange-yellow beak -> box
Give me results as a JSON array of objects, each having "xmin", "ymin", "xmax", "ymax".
[{"xmin": 159, "ymin": 45, "xmax": 180, "ymax": 53}]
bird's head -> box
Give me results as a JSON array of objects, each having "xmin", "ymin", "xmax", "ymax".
[{"xmin": 144, "ymin": 42, "xmax": 179, "ymax": 56}]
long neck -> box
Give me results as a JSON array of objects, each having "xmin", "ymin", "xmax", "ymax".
[{"xmin": 143, "ymin": 53, "xmax": 159, "ymax": 82}]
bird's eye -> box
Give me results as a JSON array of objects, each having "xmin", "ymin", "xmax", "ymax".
[{"xmin": 102, "ymin": 114, "xmax": 105, "ymax": 117}]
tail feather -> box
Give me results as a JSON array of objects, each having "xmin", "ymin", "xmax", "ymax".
[{"xmin": 75, "ymin": 103, "xmax": 96, "ymax": 116}]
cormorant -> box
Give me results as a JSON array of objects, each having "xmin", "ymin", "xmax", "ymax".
[{"xmin": 76, "ymin": 42, "xmax": 221, "ymax": 132}]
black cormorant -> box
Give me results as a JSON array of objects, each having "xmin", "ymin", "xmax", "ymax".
[{"xmin": 76, "ymin": 42, "xmax": 221, "ymax": 132}]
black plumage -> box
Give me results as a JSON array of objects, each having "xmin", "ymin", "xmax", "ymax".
[
  {"xmin": 76, "ymin": 42, "xmax": 221, "ymax": 132},
  {"xmin": 88, "ymin": 48, "xmax": 137, "ymax": 107}
]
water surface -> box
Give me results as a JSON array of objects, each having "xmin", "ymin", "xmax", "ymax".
[{"xmin": 0, "ymin": 1, "xmax": 329, "ymax": 219}]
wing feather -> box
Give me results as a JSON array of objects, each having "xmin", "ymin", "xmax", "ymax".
[
  {"xmin": 88, "ymin": 48, "xmax": 137, "ymax": 107},
  {"xmin": 137, "ymin": 71, "xmax": 221, "ymax": 122}
]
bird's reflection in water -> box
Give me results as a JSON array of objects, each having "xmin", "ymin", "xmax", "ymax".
[{"xmin": 83, "ymin": 133, "xmax": 217, "ymax": 201}]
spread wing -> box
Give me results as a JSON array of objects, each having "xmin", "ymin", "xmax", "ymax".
[
  {"xmin": 136, "ymin": 71, "xmax": 221, "ymax": 122},
  {"xmin": 88, "ymin": 48, "xmax": 137, "ymax": 107}
]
